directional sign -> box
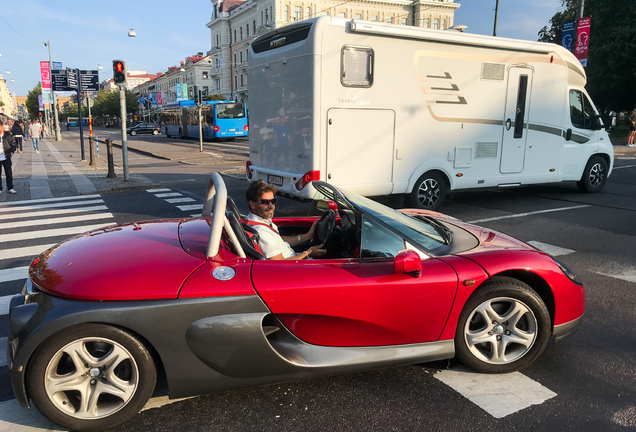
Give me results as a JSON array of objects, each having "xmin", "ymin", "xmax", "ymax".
[
  {"xmin": 67, "ymin": 67, "xmax": 78, "ymax": 90},
  {"xmin": 52, "ymin": 69, "xmax": 73, "ymax": 91},
  {"xmin": 52, "ymin": 61, "xmax": 63, "ymax": 70},
  {"xmin": 80, "ymin": 70, "xmax": 99, "ymax": 91}
]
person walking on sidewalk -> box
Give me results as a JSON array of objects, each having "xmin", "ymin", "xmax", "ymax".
[
  {"xmin": 0, "ymin": 120, "xmax": 17, "ymax": 194},
  {"xmin": 11, "ymin": 121, "xmax": 24, "ymax": 154},
  {"xmin": 29, "ymin": 119, "xmax": 42, "ymax": 153}
]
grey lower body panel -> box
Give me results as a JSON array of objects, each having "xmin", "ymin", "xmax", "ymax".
[{"xmin": 553, "ymin": 316, "xmax": 582, "ymax": 342}]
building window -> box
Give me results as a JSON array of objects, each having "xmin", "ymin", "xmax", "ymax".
[
  {"xmin": 202, "ymin": 71, "xmax": 209, "ymax": 79},
  {"xmin": 443, "ymin": 19, "xmax": 447, "ymax": 29},
  {"xmin": 433, "ymin": 18, "xmax": 440, "ymax": 29},
  {"xmin": 370, "ymin": 15, "xmax": 377, "ymax": 21},
  {"xmin": 265, "ymin": 9, "xmax": 269, "ymax": 23},
  {"xmin": 234, "ymin": 76, "xmax": 238, "ymax": 88},
  {"xmin": 338, "ymin": 12, "xmax": 346, "ymax": 18},
  {"xmin": 203, "ymin": 86, "xmax": 209, "ymax": 95},
  {"xmin": 355, "ymin": 13, "xmax": 362, "ymax": 20},
  {"xmin": 401, "ymin": 18, "xmax": 407, "ymax": 25},
  {"xmin": 246, "ymin": 24, "xmax": 250, "ymax": 36},
  {"xmin": 307, "ymin": 7, "xmax": 311, "ymax": 19},
  {"xmin": 240, "ymin": 51, "xmax": 243, "ymax": 63},
  {"xmin": 234, "ymin": 53, "xmax": 237, "ymax": 66},
  {"xmin": 285, "ymin": 5, "xmax": 289, "ymax": 21},
  {"xmin": 240, "ymin": 27, "xmax": 243, "ymax": 39},
  {"xmin": 294, "ymin": 6, "xmax": 301, "ymax": 21},
  {"xmin": 385, "ymin": 17, "xmax": 392, "ymax": 24},
  {"xmin": 261, "ymin": 11, "xmax": 264, "ymax": 24},
  {"xmin": 253, "ymin": 20, "xmax": 256, "ymax": 33},
  {"xmin": 234, "ymin": 30, "xmax": 237, "ymax": 41},
  {"xmin": 240, "ymin": 74, "xmax": 244, "ymax": 86},
  {"xmin": 321, "ymin": 11, "xmax": 329, "ymax": 16}
]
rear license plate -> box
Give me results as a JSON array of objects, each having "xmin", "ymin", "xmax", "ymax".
[
  {"xmin": 228, "ymin": 129, "xmax": 236, "ymax": 132},
  {"xmin": 268, "ymin": 175, "xmax": 284, "ymax": 186}
]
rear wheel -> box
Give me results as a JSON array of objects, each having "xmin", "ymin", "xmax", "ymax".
[
  {"xmin": 454, "ymin": 277, "xmax": 551, "ymax": 373},
  {"xmin": 130, "ymin": 130, "xmax": 137, "ymax": 136},
  {"xmin": 409, "ymin": 171, "xmax": 447, "ymax": 211},
  {"xmin": 577, "ymin": 155, "xmax": 608, "ymax": 192},
  {"xmin": 178, "ymin": 128, "xmax": 183, "ymax": 138},
  {"xmin": 26, "ymin": 324, "xmax": 156, "ymax": 431}
]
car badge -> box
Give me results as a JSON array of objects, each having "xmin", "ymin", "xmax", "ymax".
[{"xmin": 212, "ymin": 266, "xmax": 236, "ymax": 281}]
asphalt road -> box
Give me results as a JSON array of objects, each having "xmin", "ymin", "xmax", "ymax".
[{"xmin": 1, "ymin": 134, "xmax": 634, "ymax": 431}]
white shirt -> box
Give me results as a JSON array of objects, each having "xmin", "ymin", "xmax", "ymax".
[
  {"xmin": 0, "ymin": 134, "xmax": 5, "ymax": 162},
  {"xmin": 245, "ymin": 213, "xmax": 297, "ymax": 259}
]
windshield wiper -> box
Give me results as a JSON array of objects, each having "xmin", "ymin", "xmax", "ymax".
[{"xmin": 418, "ymin": 216, "xmax": 452, "ymax": 245}]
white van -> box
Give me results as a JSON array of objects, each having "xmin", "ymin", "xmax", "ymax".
[{"xmin": 246, "ymin": 16, "xmax": 614, "ymax": 210}]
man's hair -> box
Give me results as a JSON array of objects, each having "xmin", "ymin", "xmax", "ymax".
[{"xmin": 246, "ymin": 180, "xmax": 277, "ymax": 202}]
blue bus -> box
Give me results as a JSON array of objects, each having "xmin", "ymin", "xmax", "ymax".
[
  {"xmin": 162, "ymin": 100, "xmax": 248, "ymax": 140},
  {"xmin": 67, "ymin": 117, "xmax": 89, "ymax": 127}
]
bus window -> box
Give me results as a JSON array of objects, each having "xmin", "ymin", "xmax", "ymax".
[{"xmin": 217, "ymin": 103, "xmax": 246, "ymax": 119}]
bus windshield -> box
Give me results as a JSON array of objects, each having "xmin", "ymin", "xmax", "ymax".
[{"xmin": 216, "ymin": 103, "xmax": 246, "ymax": 119}]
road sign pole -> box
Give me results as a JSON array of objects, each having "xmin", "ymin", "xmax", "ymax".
[
  {"xmin": 198, "ymin": 103, "xmax": 203, "ymax": 152},
  {"xmin": 119, "ymin": 87, "xmax": 129, "ymax": 181},
  {"xmin": 77, "ymin": 68, "xmax": 86, "ymax": 161}
]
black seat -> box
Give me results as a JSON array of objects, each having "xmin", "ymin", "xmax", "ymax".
[{"xmin": 226, "ymin": 197, "xmax": 265, "ymax": 260}]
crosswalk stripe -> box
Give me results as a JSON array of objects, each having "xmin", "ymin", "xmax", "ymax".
[
  {"xmin": 0, "ymin": 266, "xmax": 29, "ymax": 283},
  {"xmin": 435, "ymin": 367, "xmax": 557, "ymax": 418},
  {"xmin": 0, "ymin": 194, "xmax": 100, "ymax": 207},
  {"xmin": 0, "ymin": 213, "xmax": 114, "ymax": 230},
  {"xmin": 0, "ymin": 205, "xmax": 108, "ymax": 222},
  {"xmin": 0, "ymin": 244, "xmax": 56, "ymax": 261},
  {"xmin": 178, "ymin": 204, "xmax": 204, "ymax": 211},
  {"xmin": 0, "ymin": 223, "xmax": 114, "ymax": 244},
  {"xmin": 166, "ymin": 197, "xmax": 195, "ymax": 204},
  {"xmin": 147, "ymin": 188, "xmax": 171, "ymax": 193},
  {"xmin": 0, "ymin": 199, "xmax": 105, "ymax": 214},
  {"xmin": 155, "ymin": 192, "xmax": 182, "ymax": 198}
]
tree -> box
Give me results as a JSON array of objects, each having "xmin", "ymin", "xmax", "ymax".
[
  {"xmin": 26, "ymin": 83, "xmax": 43, "ymax": 120},
  {"xmin": 538, "ymin": 0, "xmax": 636, "ymax": 112}
]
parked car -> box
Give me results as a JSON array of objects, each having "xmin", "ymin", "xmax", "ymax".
[
  {"xmin": 7, "ymin": 173, "xmax": 585, "ymax": 431},
  {"xmin": 126, "ymin": 122, "xmax": 160, "ymax": 136}
]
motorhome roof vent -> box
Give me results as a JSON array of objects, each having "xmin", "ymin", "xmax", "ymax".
[{"xmin": 481, "ymin": 63, "xmax": 505, "ymax": 81}]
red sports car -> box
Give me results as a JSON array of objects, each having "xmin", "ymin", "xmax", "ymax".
[{"xmin": 7, "ymin": 173, "xmax": 584, "ymax": 431}]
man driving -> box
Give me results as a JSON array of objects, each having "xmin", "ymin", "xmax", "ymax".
[{"xmin": 245, "ymin": 180, "xmax": 326, "ymax": 260}]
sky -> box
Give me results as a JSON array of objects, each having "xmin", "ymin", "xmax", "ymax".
[{"xmin": 0, "ymin": 0, "xmax": 565, "ymax": 97}]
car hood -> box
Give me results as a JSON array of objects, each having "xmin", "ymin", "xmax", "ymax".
[{"xmin": 29, "ymin": 220, "xmax": 206, "ymax": 301}]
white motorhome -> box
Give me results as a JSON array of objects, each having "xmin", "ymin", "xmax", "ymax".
[{"xmin": 247, "ymin": 16, "xmax": 613, "ymax": 210}]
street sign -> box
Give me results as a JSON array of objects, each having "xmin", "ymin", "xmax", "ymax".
[
  {"xmin": 67, "ymin": 67, "xmax": 78, "ymax": 90},
  {"xmin": 52, "ymin": 69, "xmax": 73, "ymax": 91},
  {"xmin": 52, "ymin": 61, "xmax": 63, "ymax": 70},
  {"xmin": 82, "ymin": 97, "xmax": 95, "ymax": 108},
  {"xmin": 80, "ymin": 70, "xmax": 99, "ymax": 92}
]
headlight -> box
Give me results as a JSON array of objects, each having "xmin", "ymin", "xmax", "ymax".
[{"xmin": 552, "ymin": 257, "xmax": 583, "ymax": 286}]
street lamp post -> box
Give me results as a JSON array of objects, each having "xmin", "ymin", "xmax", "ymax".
[{"xmin": 44, "ymin": 41, "xmax": 62, "ymax": 141}]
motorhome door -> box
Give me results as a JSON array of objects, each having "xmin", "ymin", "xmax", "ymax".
[
  {"xmin": 501, "ymin": 67, "xmax": 534, "ymax": 174},
  {"xmin": 326, "ymin": 108, "xmax": 395, "ymax": 195}
]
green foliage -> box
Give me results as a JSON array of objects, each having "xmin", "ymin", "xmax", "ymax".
[
  {"xmin": 26, "ymin": 82, "xmax": 43, "ymax": 119},
  {"xmin": 204, "ymin": 94, "xmax": 226, "ymax": 101},
  {"xmin": 537, "ymin": 0, "xmax": 577, "ymax": 43}
]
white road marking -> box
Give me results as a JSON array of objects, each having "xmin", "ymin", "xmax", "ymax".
[
  {"xmin": 154, "ymin": 193, "xmax": 182, "ymax": 198},
  {"xmin": 595, "ymin": 269, "xmax": 636, "ymax": 284},
  {"xmin": 0, "ymin": 267, "xmax": 29, "ymax": 284},
  {"xmin": 0, "ymin": 200, "xmax": 105, "ymax": 214},
  {"xmin": 0, "ymin": 194, "xmax": 100, "ymax": 207},
  {"xmin": 467, "ymin": 205, "xmax": 590, "ymax": 224},
  {"xmin": 0, "ymin": 213, "xmax": 113, "ymax": 230},
  {"xmin": 178, "ymin": 204, "xmax": 204, "ymax": 211},
  {"xmin": 527, "ymin": 241, "xmax": 575, "ymax": 257},
  {"xmin": 435, "ymin": 367, "xmax": 557, "ymax": 418},
  {"xmin": 613, "ymin": 164, "xmax": 636, "ymax": 168},
  {"xmin": 0, "ymin": 206, "xmax": 108, "ymax": 222},
  {"xmin": 0, "ymin": 223, "xmax": 114, "ymax": 244},
  {"xmin": 166, "ymin": 197, "xmax": 195, "ymax": 204},
  {"xmin": 0, "ymin": 244, "xmax": 56, "ymax": 261},
  {"xmin": 147, "ymin": 188, "xmax": 171, "ymax": 193}
]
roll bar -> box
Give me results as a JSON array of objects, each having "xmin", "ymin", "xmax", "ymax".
[{"xmin": 203, "ymin": 173, "xmax": 246, "ymax": 259}]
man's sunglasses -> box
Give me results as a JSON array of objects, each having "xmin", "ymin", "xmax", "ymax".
[{"xmin": 259, "ymin": 198, "xmax": 278, "ymax": 205}]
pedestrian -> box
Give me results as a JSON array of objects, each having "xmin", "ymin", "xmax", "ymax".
[
  {"xmin": 0, "ymin": 120, "xmax": 17, "ymax": 194},
  {"xmin": 627, "ymin": 111, "xmax": 636, "ymax": 147},
  {"xmin": 30, "ymin": 119, "xmax": 42, "ymax": 153},
  {"xmin": 23, "ymin": 121, "xmax": 30, "ymax": 139},
  {"xmin": 11, "ymin": 121, "xmax": 24, "ymax": 154}
]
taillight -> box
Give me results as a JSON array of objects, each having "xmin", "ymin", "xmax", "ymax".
[
  {"xmin": 295, "ymin": 170, "xmax": 320, "ymax": 191},
  {"xmin": 214, "ymin": 125, "xmax": 220, "ymax": 132},
  {"xmin": 244, "ymin": 124, "xmax": 249, "ymax": 131},
  {"xmin": 246, "ymin": 161, "xmax": 253, "ymax": 180}
]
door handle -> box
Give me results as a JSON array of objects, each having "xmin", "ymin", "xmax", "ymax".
[{"xmin": 505, "ymin": 118, "xmax": 512, "ymax": 130}]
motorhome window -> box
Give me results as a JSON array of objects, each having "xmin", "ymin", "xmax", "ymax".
[
  {"xmin": 341, "ymin": 46, "xmax": 374, "ymax": 87},
  {"xmin": 513, "ymin": 75, "xmax": 528, "ymax": 139},
  {"xmin": 569, "ymin": 90, "xmax": 595, "ymax": 130}
]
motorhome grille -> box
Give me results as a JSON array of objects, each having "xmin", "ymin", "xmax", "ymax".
[
  {"xmin": 481, "ymin": 63, "xmax": 505, "ymax": 81},
  {"xmin": 252, "ymin": 24, "xmax": 312, "ymax": 54},
  {"xmin": 475, "ymin": 142, "xmax": 499, "ymax": 158}
]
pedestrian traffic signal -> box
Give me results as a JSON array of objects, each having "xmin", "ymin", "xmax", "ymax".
[{"xmin": 112, "ymin": 60, "xmax": 127, "ymax": 86}]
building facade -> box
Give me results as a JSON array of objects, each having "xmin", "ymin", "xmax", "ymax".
[
  {"xmin": 206, "ymin": 0, "xmax": 460, "ymax": 103},
  {"xmin": 0, "ymin": 74, "xmax": 18, "ymax": 119}
]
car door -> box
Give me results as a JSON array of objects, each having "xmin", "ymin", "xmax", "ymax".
[{"xmin": 251, "ymin": 219, "xmax": 458, "ymax": 347}]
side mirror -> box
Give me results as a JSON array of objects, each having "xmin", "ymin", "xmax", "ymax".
[
  {"xmin": 394, "ymin": 250, "xmax": 422, "ymax": 277},
  {"xmin": 593, "ymin": 115, "xmax": 604, "ymax": 131},
  {"xmin": 314, "ymin": 200, "xmax": 338, "ymax": 212},
  {"xmin": 565, "ymin": 128, "xmax": 572, "ymax": 141}
]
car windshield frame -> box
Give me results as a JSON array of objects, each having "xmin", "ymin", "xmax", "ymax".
[{"xmin": 312, "ymin": 181, "xmax": 448, "ymax": 254}]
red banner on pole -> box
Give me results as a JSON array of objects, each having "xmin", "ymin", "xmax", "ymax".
[
  {"xmin": 40, "ymin": 60, "xmax": 52, "ymax": 90},
  {"xmin": 575, "ymin": 17, "xmax": 591, "ymax": 67}
]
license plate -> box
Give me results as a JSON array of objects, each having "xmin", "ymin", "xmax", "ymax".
[
  {"xmin": 267, "ymin": 175, "xmax": 284, "ymax": 186},
  {"xmin": 228, "ymin": 129, "xmax": 236, "ymax": 132}
]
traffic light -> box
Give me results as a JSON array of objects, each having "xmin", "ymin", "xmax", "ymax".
[{"xmin": 112, "ymin": 60, "xmax": 127, "ymax": 86}]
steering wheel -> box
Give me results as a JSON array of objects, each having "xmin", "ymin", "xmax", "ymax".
[{"xmin": 316, "ymin": 209, "xmax": 336, "ymax": 244}]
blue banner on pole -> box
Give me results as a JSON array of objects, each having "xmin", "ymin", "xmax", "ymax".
[{"xmin": 561, "ymin": 20, "xmax": 575, "ymax": 52}]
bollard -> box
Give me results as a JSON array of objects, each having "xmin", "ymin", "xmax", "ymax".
[
  {"xmin": 105, "ymin": 139, "xmax": 117, "ymax": 178},
  {"xmin": 88, "ymin": 136, "xmax": 96, "ymax": 167}
]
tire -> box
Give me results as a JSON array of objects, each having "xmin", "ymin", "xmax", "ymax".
[
  {"xmin": 26, "ymin": 324, "xmax": 156, "ymax": 431},
  {"xmin": 152, "ymin": 130, "xmax": 159, "ymax": 135},
  {"xmin": 130, "ymin": 130, "xmax": 137, "ymax": 136},
  {"xmin": 454, "ymin": 277, "xmax": 551, "ymax": 373},
  {"xmin": 577, "ymin": 155, "xmax": 608, "ymax": 193},
  {"xmin": 178, "ymin": 128, "xmax": 183, "ymax": 138},
  {"xmin": 409, "ymin": 171, "xmax": 447, "ymax": 211}
]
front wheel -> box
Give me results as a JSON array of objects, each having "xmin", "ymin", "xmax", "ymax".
[
  {"xmin": 577, "ymin": 155, "xmax": 608, "ymax": 192},
  {"xmin": 152, "ymin": 130, "xmax": 159, "ymax": 135},
  {"xmin": 454, "ymin": 277, "xmax": 551, "ymax": 373},
  {"xmin": 26, "ymin": 324, "xmax": 156, "ymax": 431},
  {"xmin": 130, "ymin": 130, "xmax": 137, "ymax": 136},
  {"xmin": 409, "ymin": 171, "xmax": 447, "ymax": 211}
]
